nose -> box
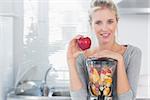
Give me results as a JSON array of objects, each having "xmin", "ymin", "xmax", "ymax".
[{"xmin": 101, "ymin": 23, "xmax": 108, "ymax": 31}]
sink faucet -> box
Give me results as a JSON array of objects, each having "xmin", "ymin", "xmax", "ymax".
[{"xmin": 41, "ymin": 65, "xmax": 52, "ymax": 96}]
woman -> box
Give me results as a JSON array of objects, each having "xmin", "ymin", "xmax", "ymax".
[{"xmin": 67, "ymin": 0, "xmax": 142, "ymax": 100}]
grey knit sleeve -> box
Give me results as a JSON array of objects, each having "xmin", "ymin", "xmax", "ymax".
[
  {"xmin": 70, "ymin": 54, "xmax": 89, "ymax": 100},
  {"xmin": 118, "ymin": 47, "xmax": 142, "ymax": 100}
]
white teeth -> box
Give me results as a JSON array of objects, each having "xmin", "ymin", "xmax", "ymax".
[
  {"xmin": 101, "ymin": 33, "xmax": 110, "ymax": 37},
  {"xmin": 103, "ymin": 33, "xmax": 109, "ymax": 37}
]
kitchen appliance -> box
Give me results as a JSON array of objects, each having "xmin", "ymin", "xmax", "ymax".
[{"xmin": 86, "ymin": 57, "xmax": 117, "ymax": 100}]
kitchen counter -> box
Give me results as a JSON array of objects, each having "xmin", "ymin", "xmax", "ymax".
[
  {"xmin": 7, "ymin": 90, "xmax": 71, "ymax": 100},
  {"xmin": 7, "ymin": 92, "xmax": 71, "ymax": 100},
  {"xmin": 7, "ymin": 91, "xmax": 149, "ymax": 100}
]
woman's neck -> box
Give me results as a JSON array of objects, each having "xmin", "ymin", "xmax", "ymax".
[{"xmin": 97, "ymin": 42, "xmax": 122, "ymax": 52}]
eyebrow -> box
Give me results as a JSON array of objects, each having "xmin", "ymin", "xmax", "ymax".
[
  {"xmin": 94, "ymin": 19, "xmax": 114, "ymax": 22},
  {"xmin": 108, "ymin": 19, "xmax": 115, "ymax": 21},
  {"xmin": 94, "ymin": 20, "xmax": 102, "ymax": 23}
]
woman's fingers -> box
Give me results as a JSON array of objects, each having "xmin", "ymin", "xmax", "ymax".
[
  {"xmin": 67, "ymin": 35, "xmax": 85, "ymax": 58},
  {"xmin": 75, "ymin": 34, "xmax": 83, "ymax": 39}
]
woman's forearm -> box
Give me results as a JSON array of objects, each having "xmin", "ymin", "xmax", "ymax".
[
  {"xmin": 117, "ymin": 57, "xmax": 131, "ymax": 95},
  {"xmin": 68, "ymin": 59, "xmax": 83, "ymax": 91}
]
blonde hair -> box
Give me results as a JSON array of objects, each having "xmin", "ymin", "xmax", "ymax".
[{"xmin": 89, "ymin": 0, "xmax": 119, "ymax": 24}]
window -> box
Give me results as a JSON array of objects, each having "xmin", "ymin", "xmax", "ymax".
[{"xmin": 23, "ymin": 0, "xmax": 90, "ymax": 87}]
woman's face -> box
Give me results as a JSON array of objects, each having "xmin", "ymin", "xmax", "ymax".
[{"xmin": 91, "ymin": 8, "xmax": 117, "ymax": 44}]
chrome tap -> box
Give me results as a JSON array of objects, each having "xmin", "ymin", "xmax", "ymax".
[{"xmin": 40, "ymin": 65, "xmax": 52, "ymax": 96}]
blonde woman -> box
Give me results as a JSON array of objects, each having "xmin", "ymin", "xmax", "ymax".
[{"xmin": 67, "ymin": 0, "xmax": 142, "ymax": 100}]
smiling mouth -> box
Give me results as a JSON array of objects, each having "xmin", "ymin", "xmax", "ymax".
[{"xmin": 100, "ymin": 33, "xmax": 111, "ymax": 38}]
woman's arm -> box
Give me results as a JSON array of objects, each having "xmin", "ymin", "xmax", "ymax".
[
  {"xmin": 67, "ymin": 36, "xmax": 84, "ymax": 91},
  {"xmin": 118, "ymin": 47, "xmax": 142, "ymax": 100},
  {"xmin": 67, "ymin": 54, "xmax": 88, "ymax": 100},
  {"xmin": 67, "ymin": 36, "xmax": 88, "ymax": 100},
  {"xmin": 68, "ymin": 58, "xmax": 83, "ymax": 91},
  {"xmin": 117, "ymin": 57, "xmax": 131, "ymax": 94}
]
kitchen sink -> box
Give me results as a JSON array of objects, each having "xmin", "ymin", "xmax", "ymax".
[{"xmin": 7, "ymin": 89, "xmax": 71, "ymax": 100}]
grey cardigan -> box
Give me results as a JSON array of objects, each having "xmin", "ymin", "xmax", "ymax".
[{"xmin": 70, "ymin": 44, "xmax": 142, "ymax": 100}]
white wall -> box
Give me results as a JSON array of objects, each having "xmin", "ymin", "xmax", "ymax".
[
  {"xmin": 0, "ymin": 0, "xmax": 13, "ymax": 14},
  {"xmin": 118, "ymin": 14, "xmax": 149, "ymax": 98},
  {"xmin": 0, "ymin": 0, "xmax": 23, "ymax": 99},
  {"xmin": 12, "ymin": 0, "xmax": 24, "ymax": 83},
  {"xmin": 0, "ymin": 1, "xmax": 14, "ymax": 100},
  {"xmin": 0, "ymin": 17, "xmax": 13, "ymax": 100}
]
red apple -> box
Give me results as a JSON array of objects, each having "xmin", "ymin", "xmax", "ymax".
[{"xmin": 77, "ymin": 36, "xmax": 91, "ymax": 50}]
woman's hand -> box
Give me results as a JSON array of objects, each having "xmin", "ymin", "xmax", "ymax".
[
  {"xmin": 91, "ymin": 50, "xmax": 123, "ymax": 61},
  {"xmin": 67, "ymin": 35, "xmax": 87, "ymax": 67},
  {"xmin": 67, "ymin": 35, "xmax": 82, "ymax": 59}
]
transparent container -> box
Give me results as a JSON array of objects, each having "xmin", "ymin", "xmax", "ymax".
[{"xmin": 86, "ymin": 57, "xmax": 117, "ymax": 100}]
